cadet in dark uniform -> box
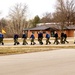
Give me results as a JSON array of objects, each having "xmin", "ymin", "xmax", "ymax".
[
  {"xmin": 14, "ymin": 33, "xmax": 20, "ymax": 45},
  {"xmin": 46, "ymin": 32, "xmax": 51, "ymax": 45},
  {"xmin": 53, "ymin": 31, "xmax": 59, "ymax": 45},
  {"xmin": 30, "ymin": 32, "xmax": 36, "ymax": 45},
  {"xmin": 0, "ymin": 32, "xmax": 4, "ymax": 45},
  {"xmin": 38, "ymin": 31, "xmax": 43, "ymax": 45},
  {"xmin": 22, "ymin": 31, "xmax": 28, "ymax": 45},
  {"xmin": 63, "ymin": 31, "xmax": 69, "ymax": 44},
  {"xmin": 60, "ymin": 32, "xmax": 64, "ymax": 44}
]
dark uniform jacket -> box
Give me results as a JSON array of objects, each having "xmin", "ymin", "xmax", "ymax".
[
  {"xmin": 46, "ymin": 34, "xmax": 50, "ymax": 38},
  {"xmin": 22, "ymin": 34, "xmax": 27, "ymax": 38},
  {"xmin": 14, "ymin": 34, "xmax": 19, "ymax": 39},
  {"xmin": 0, "ymin": 34, "xmax": 4, "ymax": 38},
  {"xmin": 30, "ymin": 34, "xmax": 35, "ymax": 39},
  {"xmin": 61, "ymin": 33, "xmax": 64, "ymax": 37},
  {"xmin": 38, "ymin": 33, "xmax": 43, "ymax": 38},
  {"xmin": 64, "ymin": 34, "xmax": 67, "ymax": 38},
  {"xmin": 54, "ymin": 33, "xmax": 58, "ymax": 38}
]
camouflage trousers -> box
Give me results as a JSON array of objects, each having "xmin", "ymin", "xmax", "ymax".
[
  {"xmin": 60, "ymin": 37, "xmax": 64, "ymax": 44},
  {"xmin": 38, "ymin": 38, "xmax": 43, "ymax": 45},
  {"xmin": 53, "ymin": 37, "xmax": 59, "ymax": 45},
  {"xmin": 14, "ymin": 38, "xmax": 19, "ymax": 45},
  {"xmin": 22, "ymin": 38, "xmax": 28, "ymax": 45},
  {"xmin": 46, "ymin": 38, "xmax": 51, "ymax": 45},
  {"xmin": 0, "ymin": 38, "xmax": 3, "ymax": 43},
  {"xmin": 31, "ymin": 38, "xmax": 35, "ymax": 45},
  {"xmin": 0, "ymin": 38, "xmax": 4, "ymax": 45},
  {"xmin": 64, "ymin": 38, "xmax": 69, "ymax": 43}
]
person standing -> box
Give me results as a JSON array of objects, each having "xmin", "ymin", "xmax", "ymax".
[
  {"xmin": 0, "ymin": 32, "xmax": 4, "ymax": 45},
  {"xmin": 53, "ymin": 31, "xmax": 59, "ymax": 45},
  {"xmin": 60, "ymin": 32, "xmax": 64, "ymax": 44},
  {"xmin": 30, "ymin": 32, "xmax": 36, "ymax": 45},
  {"xmin": 14, "ymin": 32, "xmax": 20, "ymax": 45},
  {"xmin": 22, "ymin": 31, "xmax": 28, "ymax": 45},
  {"xmin": 63, "ymin": 31, "xmax": 69, "ymax": 44},
  {"xmin": 38, "ymin": 31, "xmax": 43, "ymax": 45},
  {"xmin": 45, "ymin": 31, "xmax": 51, "ymax": 45}
]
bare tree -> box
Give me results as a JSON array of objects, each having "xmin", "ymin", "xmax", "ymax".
[
  {"xmin": 53, "ymin": 0, "xmax": 75, "ymax": 30},
  {"xmin": 41, "ymin": 12, "xmax": 53, "ymax": 23},
  {"xmin": 65, "ymin": 0, "xmax": 75, "ymax": 25},
  {"xmin": 8, "ymin": 3, "xmax": 28, "ymax": 35}
]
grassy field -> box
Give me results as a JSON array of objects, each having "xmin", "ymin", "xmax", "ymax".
[
  {"xmin": 0, "ymin": 46, "xmax": 54, "ymax": 55},
  {"xmin": 0, "ymin": 45, "xmax": 75, "ymax": 56}
]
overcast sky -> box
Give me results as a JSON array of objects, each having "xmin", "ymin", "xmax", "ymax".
[{"xmin": 0, "ymin": 0, "xmax": 56, "ymax": 19}]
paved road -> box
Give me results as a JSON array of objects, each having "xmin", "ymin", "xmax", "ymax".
[{"xmin": 0, "ymin": 49, "xmax": 75, "ymax": 75}]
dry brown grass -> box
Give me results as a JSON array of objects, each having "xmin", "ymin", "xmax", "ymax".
[
  {"xmin": 0, "ymin": 46, "xmax": 53, "ymax": 55},
  {"xmin": 0, "ymin": 45, "xmax": 75, "ymax": 56}
]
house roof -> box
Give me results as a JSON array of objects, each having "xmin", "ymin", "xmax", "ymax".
[
  {"xmin": 31, "ymin": 26, "xmax": 49, "ymax": 30},
  {"xmin": 24, "ymin": 24, "xmax": 75, "ymax": 31},
  {"xmin": 28, "ymin": 25, "xmax": 56, "ymax": 30},
  {"xmin": 27, "ymin": 24, "xmax": 61, "ymax": 31},
  {"xmin": 66, "ymin": 25, "xmax": 75, "ymax": 29}
]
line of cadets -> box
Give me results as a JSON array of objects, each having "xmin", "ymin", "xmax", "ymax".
[
  {"xmin": 0, "ymin": 31, "xmax": 69, "ymax": 45},
  {"xmin": 13, "ymin": 31, "xmax": 69, "ymax": 45}
]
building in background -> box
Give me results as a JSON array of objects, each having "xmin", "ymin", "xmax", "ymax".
[{"xmin": 23, "ymin": 23, "xmax": 75, "ymax": 38}]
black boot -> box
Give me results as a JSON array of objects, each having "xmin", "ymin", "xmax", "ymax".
[
  {"xmin": 14, "ymin": 43, "xmax": 16, "ymax": 45},
  {"xmin": 22, "ymin": 43, "xmax": 26, "ymax": 45},
  {"xmin": 49, "ymin": 42, "xmax": 51, "ymax": 44},
  {"xmin": 2, "ymin": 42, "xmax": 4, "ymax": 45},
  {"xmin": 31, "ymin": 43, "xmax": 32, "ymax": 45},
  {"xmin": 17, "ymin": 42, "xmax": 20, "ymax": 45}
]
